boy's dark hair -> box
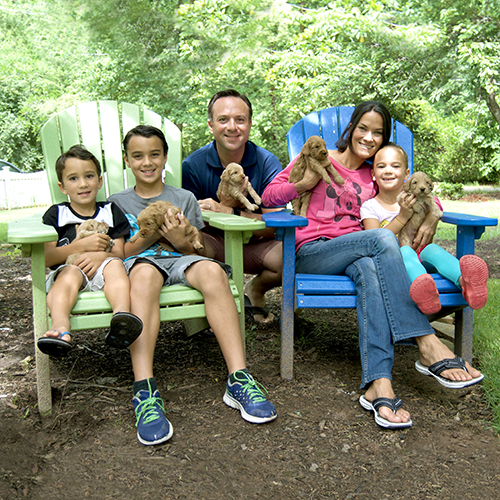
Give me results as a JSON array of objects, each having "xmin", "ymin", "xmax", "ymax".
[
  {"xmin": 336, "ymin": 101, "xmax": 392, "ymax": 156},
  {"xmin": 376, "ymin": 142, "xmax": 409, "ymax": 169},
  {"xmin": 207, "ymin": 89, "xmax": 253, "ymax": 121},
  {"xmin": 122, "ymin": 125, "xmax": 169, "ymax": 155},
  {"xmin": 56, "ymin": 145, "xmax": 101, "ymax": 182}
]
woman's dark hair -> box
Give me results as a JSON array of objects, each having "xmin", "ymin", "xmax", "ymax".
[
  {"xmin": 122, "ymin": 125, "xmax": 169, "ymax": 155},
  {"xmin": 56, "ymin": 144, "xmax": 101, "ymax": 182},
  {"xmin": 335, "ymin": 101, "xmax": 392, "ymax": 155}
]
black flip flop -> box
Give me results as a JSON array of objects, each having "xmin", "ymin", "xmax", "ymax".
[
  {"xmin": 37, "ymin": 331, "xmax": 73, "ymax": 357},
  {"xmin": 244, "ymin": 295, "xmax": 272, "ymax": 323},
  {"xmin": 105, "ymin": 312, "xmax": 143, "ymax": 349}
]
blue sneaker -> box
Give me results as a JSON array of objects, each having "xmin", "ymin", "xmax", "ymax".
[
  {"xmin": 223, "ymin": 371, "xmax": 277, "ymax": 424},
  {"xmin": 132, "ymin": 386, "xmax": 173, "ymax": 446}
]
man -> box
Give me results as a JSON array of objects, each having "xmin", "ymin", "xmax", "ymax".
[{"xmin": 182, "ymin": 89, "xmax": 283, "ymax": 323}]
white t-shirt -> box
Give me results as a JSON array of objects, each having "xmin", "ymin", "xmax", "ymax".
[{"xmin": 359, "ymin": 198, "xmax": 398, "ymax": 228}]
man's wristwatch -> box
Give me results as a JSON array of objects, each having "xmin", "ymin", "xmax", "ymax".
[{"xmin": 232, "ymin": 208, "xmax": 241, "ymax": 216}]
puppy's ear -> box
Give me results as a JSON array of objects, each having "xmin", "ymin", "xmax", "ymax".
[
  {"xmin": 155, "ymin": 212, "xmax": 165, "ymax": 227},
  {"xmin": 403, "ymin": 178, "xmax": 411, "ymax": 193},
  {"xmin": 221, "ymin": 169, "xmax": 230, "ymax": 181},
  {"xmin": 302, "ymin": 140, "xmax": 310, "ymax": 156}
]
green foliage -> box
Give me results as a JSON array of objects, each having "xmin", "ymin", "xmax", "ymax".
[
  {"xmin": 434, "ymin": 182, "xmax": 464, "ymax": 200},
  {"xmin": 474, "ymin": 279, "xmax": 500, "ymax": 433},
  {"xmin": 0, "ymin": 0, "xmax": 499, "ymax": 180}
]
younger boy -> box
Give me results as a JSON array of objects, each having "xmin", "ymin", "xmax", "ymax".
[
  {"xmin": 108, "ymin": 125, "xmax": 277, "ymax": 447},
  {"xmin": 38, "ymin": 145, "xmax": 143, "ymax": 357},
  {"xmin": 360, "ymin": 142, "xmax": 489, "ymax": 315}
]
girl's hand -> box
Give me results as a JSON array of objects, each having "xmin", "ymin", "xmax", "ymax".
[{"xmin": 397, "ymin": 192, "xmax": 415, "ymax": 220}]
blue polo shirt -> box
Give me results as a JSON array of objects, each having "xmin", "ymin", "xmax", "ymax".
[{"xmin": 182, "ymin": 140, "xmax": 283, "ymax": 211}]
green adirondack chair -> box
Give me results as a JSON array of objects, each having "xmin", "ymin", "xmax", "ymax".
[{"xmin": 8, "ymin": 101, "xmax": 265, "ymax": 415}]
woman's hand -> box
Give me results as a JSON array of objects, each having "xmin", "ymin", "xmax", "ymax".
[{"xmin": 294, "ymin": 168, "xmax": 323, "ymax": 194}]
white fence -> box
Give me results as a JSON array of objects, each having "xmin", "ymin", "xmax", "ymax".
[{"xmin": 0, "ymin": 167, "xmax": 52, "ymax": 209}]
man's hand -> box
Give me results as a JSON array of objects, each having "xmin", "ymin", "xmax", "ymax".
[
  {"xmin": 412, "ymin": 210, "xmax": 440, "ymax": 252},
  {"xmin": 198, "ymin": 197, "xmax": 232, "ymax": 214}
]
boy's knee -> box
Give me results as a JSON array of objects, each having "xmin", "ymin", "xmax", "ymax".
[{"xmin": 188, "ymin": 260, "xmax": 228, "ymax": 286}]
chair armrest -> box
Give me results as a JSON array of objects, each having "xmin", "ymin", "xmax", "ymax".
[
  {"xmin": 7, "ymin": 213, "xmax": 57, "ymax": 254},
  {"xmin": 441, "ymin": 211, "xmax": 498, "ymax": 257},
  {"xmin": 261, "ymin": 210, "xmax": 309, "ymax": 242},
  {"xmin": 202, "ymin": 211, "xmax": 265, "ymax": 235}
]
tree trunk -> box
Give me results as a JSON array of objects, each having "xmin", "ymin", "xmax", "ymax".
[{"xmin": 486, "ymin": 89, "xmax": 500, "ymax": 127}]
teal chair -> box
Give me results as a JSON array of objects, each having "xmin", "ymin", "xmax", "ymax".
[
  {"xmin": 263, "ymin": 106, "xmax": 498, "ymax": 380},
  {"xmin": 8, "ymin": 101, "xmax": 265, "ymax": 414}
]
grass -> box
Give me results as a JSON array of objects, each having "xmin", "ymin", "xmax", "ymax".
[
  {"xmin": 474, "ymin": 279, "xmax": 500, "ymax": 432},
  {"xmin": 437, "ymin": 198, "xmax": 500, "ymax": 241},
  {"xmin": 0, "ymin": 205, "xmax": 49, "ymax": 246}
]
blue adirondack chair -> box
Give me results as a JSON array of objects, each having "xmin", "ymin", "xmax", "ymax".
[{"xmin": 263, "ymin": 106, "xmax": 498, "ymax": 380}]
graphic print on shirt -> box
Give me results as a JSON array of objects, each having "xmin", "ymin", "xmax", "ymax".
[
  {"xmin": 124, "ymin": 214, "xmax": 182, "ymax": 260},
  {"xmin": 315, "ymin": 177, "xmax": 363, "ymax": 222}
]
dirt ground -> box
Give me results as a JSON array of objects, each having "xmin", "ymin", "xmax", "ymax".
[{"xmin": 1, "ymin": 198, "xmax": 500, "ymax": 499}]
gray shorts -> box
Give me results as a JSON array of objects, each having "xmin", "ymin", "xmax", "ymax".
[
  {"xmin": 123, "ymin": 254, "xmax": 232, "ymax": 287},
  {"xmin": 46, "ymin": 257, "xmax": 121, "ymax": 293}
]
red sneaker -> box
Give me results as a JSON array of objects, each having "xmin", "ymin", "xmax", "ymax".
[
  {"xmin": 410, "ymin": 274, "xmax": 441, "ymax": 314},
  {"xmin": 460, "ymin": 255, "xmax": 489, "ymax": 309}
]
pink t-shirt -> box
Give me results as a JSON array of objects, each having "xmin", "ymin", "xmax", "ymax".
[{"xmin": 261, "ymin": 156, "xmax": 377, "ymax": 251}]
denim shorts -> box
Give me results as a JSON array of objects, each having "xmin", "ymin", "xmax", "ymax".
[{"xmin": 123, "ymin": 254, "xmax": 232, "ymax": 287}]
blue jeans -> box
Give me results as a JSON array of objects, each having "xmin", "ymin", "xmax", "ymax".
[{"xmin": 296, "ymin": 229, "xmax": 435, "ymax": 389}]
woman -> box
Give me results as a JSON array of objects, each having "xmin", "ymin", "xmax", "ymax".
[{"xmin": 262, "ymin": 101, "xmax": 483, "ymax": 429}]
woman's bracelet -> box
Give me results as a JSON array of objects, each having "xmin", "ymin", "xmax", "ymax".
[{"xmin": 394, "ymin": 217, "xmax": 405, "ymax": 227}]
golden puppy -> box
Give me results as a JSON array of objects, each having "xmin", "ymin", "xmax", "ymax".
[
  {"xmin": 66, "ymin": 219, "xmax": 113, "ymax": 265},
  {"xmin": 396, "ymin": 171, "xmax": 443, "ymax": 247},
  {"xmin": 129, "ymin": 200, "xmax": 203, "ymax": 252},
  {"xmin": 217, "ymin": 162, "xmax": 262, "ymax": 212},
  {"xmin": 288, "ymin": 135, "xmax": 345, "ymax": 216}
]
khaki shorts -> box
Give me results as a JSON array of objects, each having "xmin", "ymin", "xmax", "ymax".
[
  {"xmin": 201, "ymin": 227, "xmax": 280, "ymax": 275},
  {"xmin": 46, "ymin": 257, "xmax": 121, "ymax": 293}
]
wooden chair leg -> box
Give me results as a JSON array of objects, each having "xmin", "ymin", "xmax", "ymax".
[
  {"xmin": 31, "ymin": 243, "xmax": 53, "ymax": 415},
  {"xmin": 454, "ymin": 308, "xmax": 473, "ymax": 364}
]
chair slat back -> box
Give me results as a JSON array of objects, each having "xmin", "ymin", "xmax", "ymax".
[
  {"xmin": 40, "ymin": 101, "xmax": 182, "ymax": 204},
  {"xmin": 286, "ymin": 106, "xmax": 414, "ymax": 174}
]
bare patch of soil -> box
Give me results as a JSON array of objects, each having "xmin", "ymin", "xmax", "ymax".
[{"xmin": 1, "ymin": 225, "xmax": 500, "ymax": 498}]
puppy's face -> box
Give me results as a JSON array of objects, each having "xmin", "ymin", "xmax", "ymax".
[
  {"xmin": 136, "ymin": 202, "xmax": 181, "ymax": 238},
  {"xmin": 404, "ymin": 171, "xmax": 434, "ymax": 197},
  {"xmin": 223, "ymin": 163, "xmax": 246, "ymax": 184},
  {"xmin": 136, "ymin": 206, "xmax": 166, "ymax": 238},
  {"xmin": 303, "ymin": 136, "xmax": 328, "ymax": 161},
  {"xmin": 76, "ymin": 219, "xmax": 109, "ymax": 235}
]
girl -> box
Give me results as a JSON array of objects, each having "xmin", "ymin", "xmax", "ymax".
[{"xmin": 361, "ymin": 143, "xmax": 488, "ymax": 314}]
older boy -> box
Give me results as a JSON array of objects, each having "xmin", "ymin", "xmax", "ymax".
[
  {"xmin": 38, "ymin": 145, "xmax": 143, "ymax": 357},
  {"xmin": 109, "ymin": 125, "xmax": 277, "ymax": 447}
]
